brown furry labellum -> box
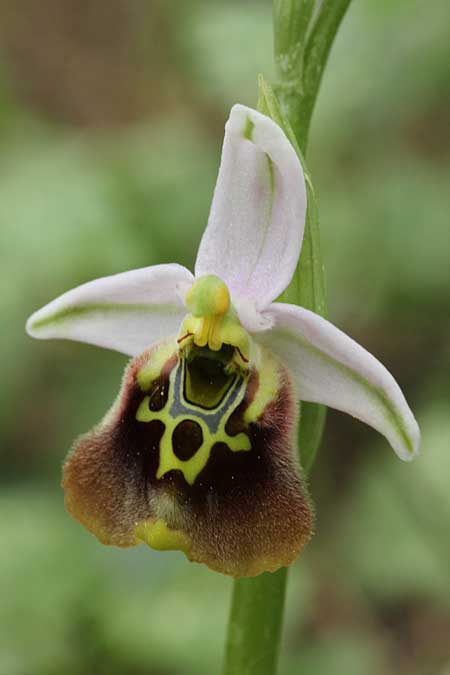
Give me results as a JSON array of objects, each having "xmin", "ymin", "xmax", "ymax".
[{"xmin": 62, "ymin": 337, "xmax": 313, "ymax": 578}]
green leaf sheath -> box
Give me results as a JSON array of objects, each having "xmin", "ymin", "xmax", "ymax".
[
  {"xmin": 272, "ymin": 0, "xmax": 315, "ymax": 148},
  {"xmin": 273, "ymin": 0, "xmax": 314, "ymax": 78},
  {"xmin": 223, "ymin": 2, "xmax": 353, "ymax": 674},
  {"xmin": 275, "ymin": 0, "xmax": 354, "ymax": 148}
]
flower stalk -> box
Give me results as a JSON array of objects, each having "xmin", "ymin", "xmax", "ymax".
[{"xmin": 223, "ymin": 1, "xmax": 353, "ymax": 673}]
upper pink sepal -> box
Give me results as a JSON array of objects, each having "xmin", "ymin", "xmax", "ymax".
[{"xmin": 195, "ymin": 105, "xmax": 306, "ymax": 310}]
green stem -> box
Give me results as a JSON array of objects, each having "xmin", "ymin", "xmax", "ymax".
[
  {"xmin": 222, "ymin": 2, "xmax": 352, "ymax": 674},
  {"xmin": 223, "ymin": 571, "xmax": 287, "ymax": 675}
]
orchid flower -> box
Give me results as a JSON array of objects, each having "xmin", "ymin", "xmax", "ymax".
[{"xmin": 26, "ymin": 105, "xmax": 420, "ymax": 578}]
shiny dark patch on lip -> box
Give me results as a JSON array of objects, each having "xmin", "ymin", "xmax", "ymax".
[{"xmin": 172, "ymin": 419, "xmax": 203, "ymax": 461}]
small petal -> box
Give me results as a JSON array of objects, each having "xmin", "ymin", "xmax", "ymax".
[
  {"xmin": 63, "ymin": 337, "xmax": 313, "ymax": 577},
  {"xmin": 26, "ymin": 264, "xmax": 193, "ymax": 356},
  {"xmin": 260, "ymin": 303, "xmax": 420, "ymax": 461},
  {"xmin": 195, "ymin": 104, "xmax": 306, "ymax": 309},
  {"xmin": 234, "ymin": 295, "xmax": 275, "ymax": 333}
]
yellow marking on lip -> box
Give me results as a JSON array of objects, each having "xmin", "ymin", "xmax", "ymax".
[
  {"xmin": 136, "ymin": 356, "xmax": 252, "ymax": 485},
  {"xmin": 155, "ymin": 416, "xmax": 251, "ymax": 485},
  {"xmin": 243, "ymin": 347, "xmax": 281, "ymax": 424},
  {"xmin": 137, "ymin": 340, "xmax": 176, "ymax": 391},
  {"xmin": 136, "ymin": 394, "xmax": 251, "ymax": 486}
]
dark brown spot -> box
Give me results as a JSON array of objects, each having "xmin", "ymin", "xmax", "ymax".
[
  {"xmin": 148, "ymin": 379, "xmax": 168, "ymax": 411},
  {"xmin": 172, "ymin": 420, "xmax": 203, "ymax": 461}
]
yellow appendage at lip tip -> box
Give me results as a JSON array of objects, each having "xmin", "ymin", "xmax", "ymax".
[{"xmin": 134, "ymin": 519, "xmax": 191, "ymax": 555}]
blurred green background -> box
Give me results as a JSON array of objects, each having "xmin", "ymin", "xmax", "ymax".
[{"xmin": 1, "ymin": 1, "xmax": 449, "ymax": 674}]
